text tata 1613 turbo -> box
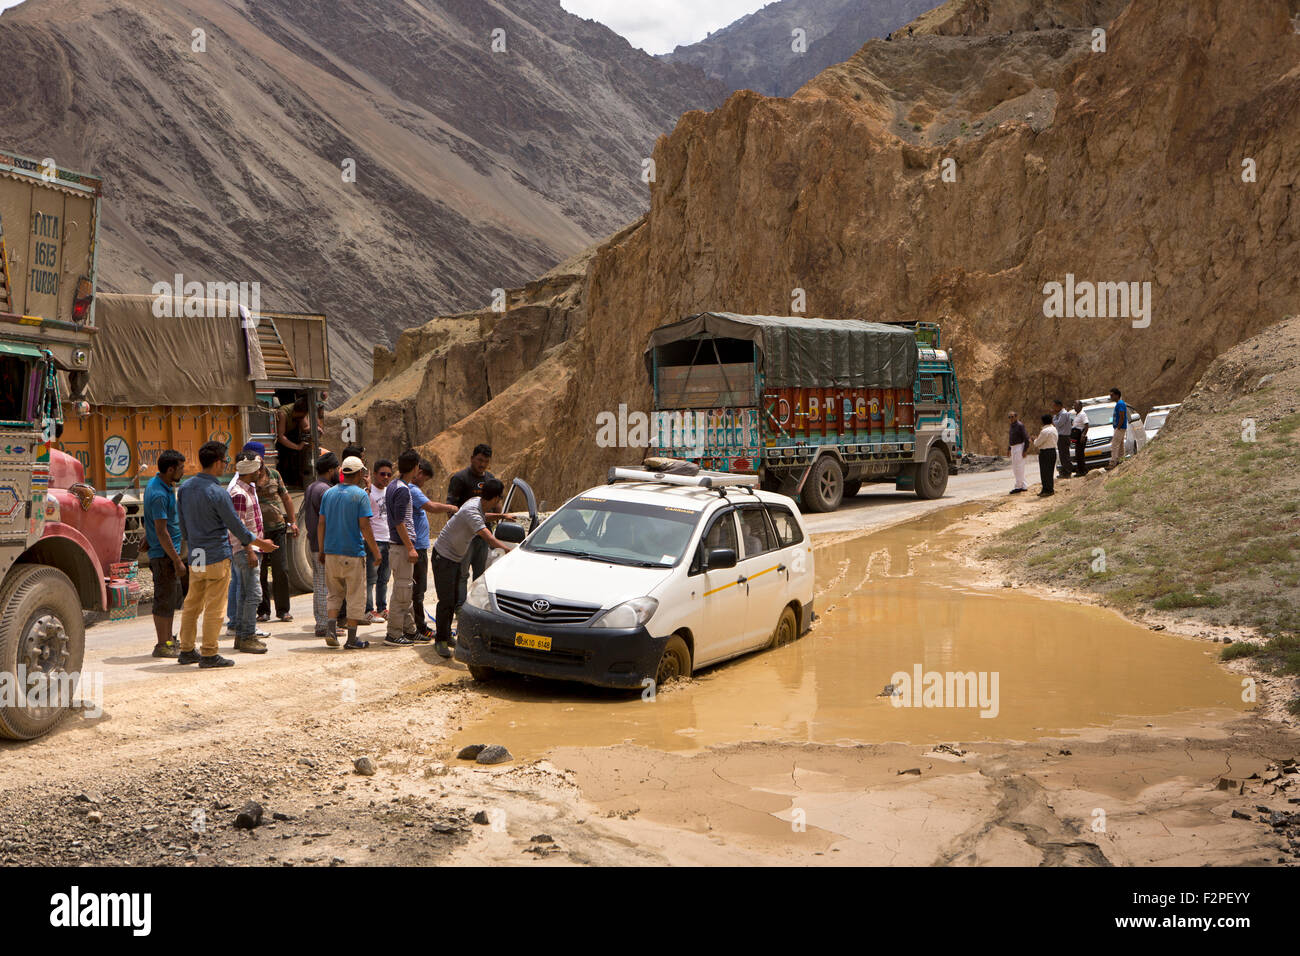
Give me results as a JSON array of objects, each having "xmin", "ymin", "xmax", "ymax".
[{"xmin": 0, "ymin": 151, "xmax": 126, "ymax": 740}]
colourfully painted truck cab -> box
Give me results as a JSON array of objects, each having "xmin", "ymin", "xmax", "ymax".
[{"xmin": 646, "ymin": 314, "xmax": 964, "ymax": 513}]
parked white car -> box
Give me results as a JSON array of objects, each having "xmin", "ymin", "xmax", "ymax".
[
  {"xmin": 1078, "ymin": 396, "xmax": 1146, "ymax": 471},
  {"xmin": 455, "ymin": 467, "xmax": 816, "ymax": 689},
  {"xmin": 1143, "ymin": 403, "xmax": 1180, "ymax": 441}
]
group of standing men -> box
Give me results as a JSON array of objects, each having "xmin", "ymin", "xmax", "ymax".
[
  {"xmin": 1006, "ymin": 388, "xmax": 1129, "ymax": 497},
  {"xmin": 299, "ymin": 442, "xmax": 513, "ymax": 658},
  {"xmin": 141, "ymin": 439, "xmax": 512, "ymax": 668}
]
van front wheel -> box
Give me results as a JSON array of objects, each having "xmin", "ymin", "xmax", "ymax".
[{"xmin": 654, "ymin": 635, "xmax": 692, "ymax": 687}]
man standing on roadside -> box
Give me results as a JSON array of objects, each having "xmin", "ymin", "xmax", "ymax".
[
  {"xmin": 432, "ymin": 478, "xmax": 513, "ymax": 660},
  {"xmin": 1007, "ymin": 412, "xmax": 1029, "ymax": 494},
  {"xmin": 144, "ymin": 449, "xmax": 187, "ymax": 658},
  {"xmin": 317, "ymin": 456, "xmax": 378, "ymax": 649},
  {"xmin": 447, "ymin": 444, "xmax": 495, "ymax": 609},
  {"xmin": 366, "ymin": 459, "xmax": 393, "ymax": 623},
  {"xmin": 247, "ymin": 442, "xmax": 297, "ymax": 623},
  {"xmin": 1052, "ymin": 399, "xmax": 1074, "ymax": 479},
  {"xmin": 301, "ymin": 452, "xmax": 339, "ymax": 638},
  {"xmin": 177, "ymin": 441, "xmax": 276, "ymax": 669},
  {"xmin": 1109, "ymin": 387, "xmax": 1129, "ymax": 468},
  {"xmin": 229, "ymin": 453, "xmax": 269, "ymax": 654},
  {"xmin": 384, "ymin": 450, "xmax": 421, "ymax": 646},
  {"xmin": 1071, "ymin": 400, "xmax": 1090, "ymax": 476},
  {"xmin": 1032, "ymin": 414, "xmax": 1058, "ymax": 497},
  {"xmin": 410, "ymin": 458, "xmax": 458, "ymax": 642}
]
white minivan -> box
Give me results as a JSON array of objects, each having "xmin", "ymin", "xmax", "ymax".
[{"xmin": 455, "ymin": 468, "xmax": 816, "ymax": 689}]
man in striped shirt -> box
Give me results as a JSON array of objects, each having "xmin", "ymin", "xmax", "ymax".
[{"xmin": 229, "ymin": 453, "xmax": 269, "ymax": 654}]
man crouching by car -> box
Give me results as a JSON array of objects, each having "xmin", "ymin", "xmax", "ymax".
[{"xmin": 431, "ymin": 479, "xmax": 514, "ymax": 660}]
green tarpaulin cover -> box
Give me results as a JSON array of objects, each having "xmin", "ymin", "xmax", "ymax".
[{"xmin": 646, "ymin": 313, "xmax": 917, "ymax": 389}]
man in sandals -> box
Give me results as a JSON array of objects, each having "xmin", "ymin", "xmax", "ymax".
[{"xmin": 317, "ymin": 456, "xmax": 379, "ymax": 649}]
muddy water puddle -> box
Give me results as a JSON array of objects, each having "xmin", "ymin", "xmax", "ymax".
[{"xmin": 456, "ymin": 505, "xmax": 1245, "ymax": 759}]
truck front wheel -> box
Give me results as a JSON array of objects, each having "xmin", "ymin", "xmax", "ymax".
[
  {"xmin": 0, "ymin": 565, "xmax": 86, "ymax": 740},
  {"xmin": 802, "ymin": 456, "xmax": 844, "ymax": 513},
  {"xmin": 915, "ymin": 446, "xmax": 950, "ymax": 500}
]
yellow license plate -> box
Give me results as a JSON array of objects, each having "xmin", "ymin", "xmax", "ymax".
[{"xmin": 514, "ymin": 632, "xmax": 552, "ymax": 651}]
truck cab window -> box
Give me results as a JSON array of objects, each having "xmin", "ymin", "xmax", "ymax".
[{"xmin": 0, "ymin": 357, "xmax": 31, "ymax": 423}]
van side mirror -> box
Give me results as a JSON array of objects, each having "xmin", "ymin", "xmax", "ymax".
[
  {"xmin": 496, "ymin": 521, "xmax": 527, "ymax": 544},
  {"xmin": 706, "ymin": 547, "xmax": 737, "ymax": 570}
]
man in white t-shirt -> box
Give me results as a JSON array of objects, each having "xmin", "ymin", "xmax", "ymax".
[{"xmin": 366, "ymin": 458, "xmax": 393, "ymax": 622}]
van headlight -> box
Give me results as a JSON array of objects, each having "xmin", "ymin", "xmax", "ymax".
[
  {"xmin": 592, "ymin": 597, "xmax": 658, "ymax": 629},
  {"xmin": 464, "ymin": 578, "xmax": 492, "ymax": 611}
]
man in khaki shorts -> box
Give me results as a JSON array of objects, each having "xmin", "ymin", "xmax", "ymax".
[{"xmin": 316, "ymin": 456, "xmax": 379, "ymax": 649}]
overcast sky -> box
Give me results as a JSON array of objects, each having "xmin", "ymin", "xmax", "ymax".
[
  {"xmin": 562, "ymin": 0, "xmax": 767, "ymax": 54},
  {"xmin": 0, "ymin": 0, "xmax": 765, "ymax": 53}
]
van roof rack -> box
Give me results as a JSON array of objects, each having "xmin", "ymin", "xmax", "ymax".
[{"xmin": 607, "ymin": 466, "xmax": 760, "ymax": 493}]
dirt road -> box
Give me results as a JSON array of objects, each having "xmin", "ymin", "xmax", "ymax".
[{"xmin": 0, "ymin": 471, "xmax": 1295, "ymax": 866}]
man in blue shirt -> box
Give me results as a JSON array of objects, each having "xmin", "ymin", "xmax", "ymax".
[
  {"xmin": 409, "ymin": 458, "xmax": 458, "ymax": 642},
  {"xmin": 317, "ymin": 456, "xmax": 379, "ymax": 649},
  {"xmin": 1109, "ymin": 387, "xmax": 1129, "ymax": 468},
  {"xmin": 144, "ymin": 449, "xmax": 186, "ymax": 659},
  {"xmin": 177, "ymin": 441, "xmax": 276, "ymax": 668}
]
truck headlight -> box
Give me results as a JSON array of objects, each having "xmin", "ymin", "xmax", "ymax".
[
  {"xmin": 592, "ymin": 597, "xmax": 658, "ymax": 629},
  {"xmin": 464, "ymin": 578, "xmax": 492, "ymax": 611}
]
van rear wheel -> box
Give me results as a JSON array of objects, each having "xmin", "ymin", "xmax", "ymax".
[{"xmin": 769, "ymin": 606, "xmax": 798, "ymax": 649}]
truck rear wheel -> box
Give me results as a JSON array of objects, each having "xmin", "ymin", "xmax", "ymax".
[
  {"xmin": 915, "ymin": 446, "xmax": 950, "ymax": 500},
  {"xmin": 0, "ymin": 565, "xmax": 86, "ymax": 740},
  {"xmin": 285, "ymin": 492, "xmax": 314, "ymax": 595},
  {"xmin": 802, "ymin": 456, "xmax": 844, "ymax": 513}
]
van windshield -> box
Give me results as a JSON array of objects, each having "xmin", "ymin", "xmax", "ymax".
[
  {"xmin": 523, "ymin": 496, "xmax": 701, "ymax": 568},
  {"xmin": 1085, "ymin": 406, "xmax": 1113, "ymax": 427}
]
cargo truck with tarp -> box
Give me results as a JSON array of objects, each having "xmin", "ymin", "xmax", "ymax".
[
  {"xmin": 0, "ymin": 148, "xmax": 126, "ymax": 739},
  {"xmin": 58, "ymin": 293, "xmax": 332, "ymax": 595},
  {"xmin": 646, "ymin": 313, "xmax": 964, "ymax": 513}
]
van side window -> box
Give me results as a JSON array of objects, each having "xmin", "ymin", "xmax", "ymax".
[
  {"xmin": 766, "ymin": 506, "xmax": 803, "ymax": 547},
  {"xmin": 691, "ymin": 510, "xmax": 737, "ymax": 574},
  {"xmin": 737, "ymin": 506, "xmax": 775, "ymax": 558}
]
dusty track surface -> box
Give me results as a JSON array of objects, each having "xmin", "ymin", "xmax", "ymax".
[{"xmin": 1, "ymin": 474, "xmax": 1296, "ymax": 866}]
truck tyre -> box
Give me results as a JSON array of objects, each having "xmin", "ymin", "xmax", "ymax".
[
  {"xmin": 0, "ymin": 565, "xmax": 86, "ymax": 740},
  {"xmin": 802, "ymin": 456, "xmax": 844, "ymax": 513},
  {"xmin": 842, "ymin": 479, "xmax": 862, "ymax": 500},
  {"xmin": 285, "ymin": 493, "xmax": 314, "ymax": 595},
  {"xmin": 915, "ymin": 445, "xmax": 950, "ymax": 500},
  {"xmin": 468, "ymin": 665, "xmax": 495, "ymax": 683}
]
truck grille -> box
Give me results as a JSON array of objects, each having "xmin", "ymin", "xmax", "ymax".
[{"xmin": 494, "ymin": 592, "xmax": 600, "ymax": 626}]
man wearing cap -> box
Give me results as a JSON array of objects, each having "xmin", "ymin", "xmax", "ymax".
[
  {"xmin": 177, "ymin": 441, "xmax": 276, "ymax": 668},
  {"xmin": 317, "ymin": 456, "xmax": 379, "ymax": 649},
  {"xmin": 229, "ymin": 452, "xmax": 270, "ymax": 653}
]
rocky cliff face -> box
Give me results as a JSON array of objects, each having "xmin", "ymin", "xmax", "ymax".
[
  {"xmin": 662, "ymin": 0, "xmax": 936, "ymax": 97},
  {"xmin": 0, "ymin": 0, "xmax": 723, "ymax": 394},
  {"xmin": 349, "ymin": 0, "xmax": 1300, "ymax": 509}
]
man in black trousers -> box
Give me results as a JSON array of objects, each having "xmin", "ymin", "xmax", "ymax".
[
  {"xmin": 1051, "ymin": 399, "xmax": 1074, "ymax": 478},
  {"xmin": 1032, "ymin": 413, "xmax": 1058, "ymax": 497}
]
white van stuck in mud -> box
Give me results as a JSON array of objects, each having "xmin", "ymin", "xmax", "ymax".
[{"xmin": 455, "ymin": 467, "xmax": 816, "ymax": 690}]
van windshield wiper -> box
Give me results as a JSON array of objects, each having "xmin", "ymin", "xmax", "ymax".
[{"xmin": 531, "ymin": 546, "xmax": 601, "ymax": 561}]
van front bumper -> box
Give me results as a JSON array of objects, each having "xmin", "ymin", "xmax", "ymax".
[{"xmin": 454, "ymin": 604, "xmax": 665, "ymax": 689}]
